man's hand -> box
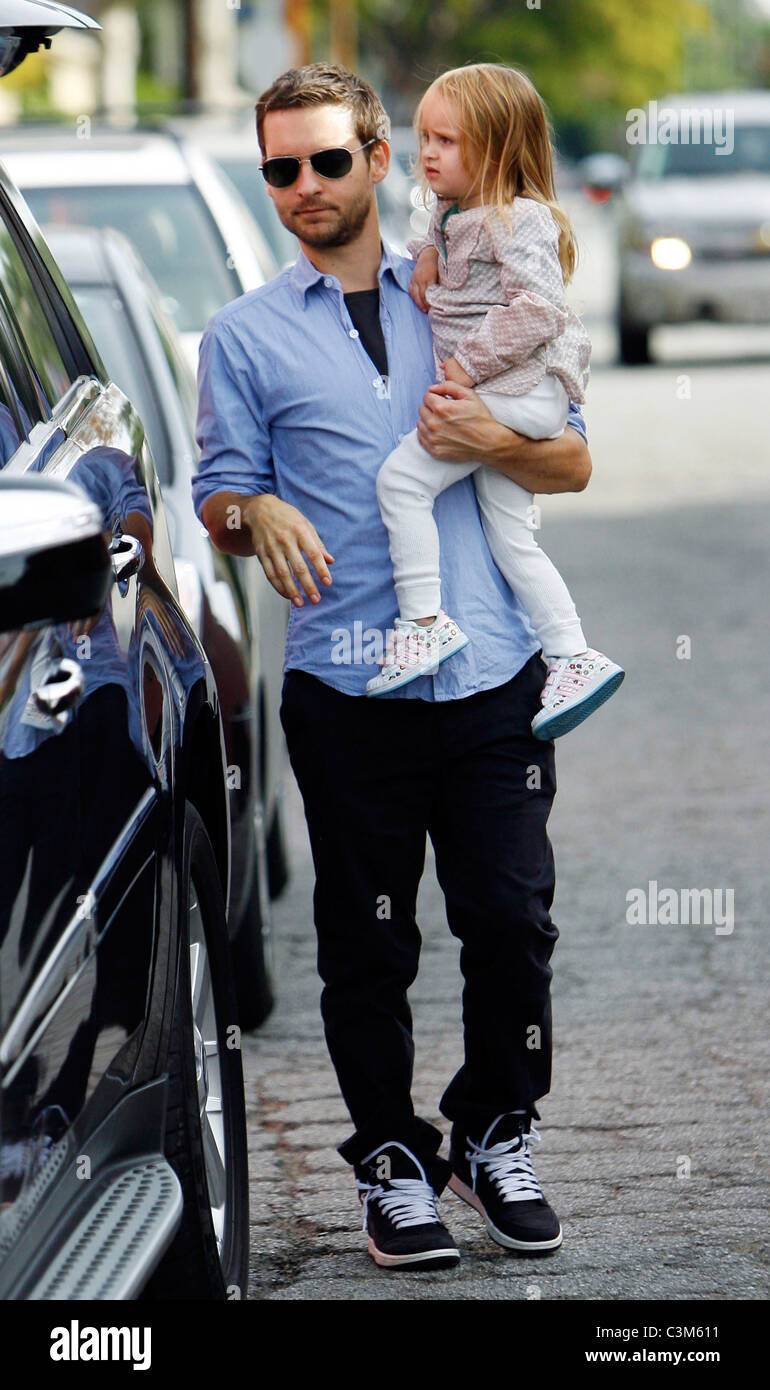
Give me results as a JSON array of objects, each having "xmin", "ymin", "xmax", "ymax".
[
  {"xmin": 417, "ymin": 380, "xmax": 507, "ymax": 461},
  {"xmin": 409, "ymin": 246, "xmax": 439, "ymax": 313},
  {"xmin": 243, "ymin": 494, "xmax": 334, "ymax": 607},
  {"xmin": 417, "ymin": 381, "xmax": 592, "ymax": 495}
]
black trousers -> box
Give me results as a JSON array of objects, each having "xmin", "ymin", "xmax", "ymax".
[{"xmin": 279, "ymin": 655, "xmax": 558, "ymax": 1191}]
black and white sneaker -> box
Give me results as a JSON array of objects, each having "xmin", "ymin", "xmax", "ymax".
[
  {"xmin": 356, "ymin": 1141, "xmax": 460, "ymax": 1269},
  {"xmin": 448, "ymin": 1114, "xmax": 562, "ymax": 1252}
]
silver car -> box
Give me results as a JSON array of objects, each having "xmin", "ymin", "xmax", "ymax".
[
  {"xmin": 582, "ymin": 91, "xmax": 770, "ymax": 363},
  {"xmin": 43, "ymin": 221, "xmax": 290, "ymax": 1028},
  {"xmin": 0, "ymin": 126, "xmax": 279, "ymax": 371}
]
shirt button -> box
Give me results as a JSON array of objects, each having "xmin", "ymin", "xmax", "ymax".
[
  {"xmin": 324, "ymin": 277, "xmax": 334, "ymax": 287},
  {"xmin": 349, "ymin": 328, "xmax": 359, "ymax": 338}
]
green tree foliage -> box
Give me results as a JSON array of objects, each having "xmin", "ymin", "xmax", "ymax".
[{"xmin": 359, "ymin": 0, "xmax": 712, "ymax": 141}]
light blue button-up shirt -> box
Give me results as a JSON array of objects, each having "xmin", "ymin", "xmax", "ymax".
[{"xmin": 192, "ymin": 241, "xmax": 587, "ymax": 700}]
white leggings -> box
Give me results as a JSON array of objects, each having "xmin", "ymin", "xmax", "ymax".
[{"xmin": 376, "ymin": 374, "xmax": 587, "ymax": 657}]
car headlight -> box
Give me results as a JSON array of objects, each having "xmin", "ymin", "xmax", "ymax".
[{"xmin": 650, "ymin": 237, "xmax": 692, "ymax": 270}]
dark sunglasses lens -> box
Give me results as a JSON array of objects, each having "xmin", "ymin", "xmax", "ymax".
[
  {"xmin": 310, "ymin": 147, "xmax": 354, "ymax": 179},
  {"xmin": 262, "ymin": 158, "xmax": 300, "ymax": 188}
]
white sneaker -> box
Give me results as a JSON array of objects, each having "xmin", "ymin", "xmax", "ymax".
[
  {"xmin": 365, "ymin": 611, "xmax": 469, "ymax": 696},
  {"xmin": 432, "ymin": 611, "xmax": 470, "ymax": 666},
  {"xmin": 531, "ymin": 648, "xmax": 625, "ymax": 740}
]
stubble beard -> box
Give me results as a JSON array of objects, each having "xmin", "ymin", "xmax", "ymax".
[{"xmin": 281, "ymin": 183, "xmax": 373, "ymax": 249}]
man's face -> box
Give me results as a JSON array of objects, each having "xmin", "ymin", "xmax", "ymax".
[{"xmin": 262, "ymin": 103, "xmax": 387, "ymax": 249}]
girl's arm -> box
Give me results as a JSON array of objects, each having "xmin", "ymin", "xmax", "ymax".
[
  {"xmin": 405, "ymin": 197, "xmax": 448, "ymax": 262},
  {"xmin": 451, "ymin": 202, "xmax": 571, "ymax": 385}
]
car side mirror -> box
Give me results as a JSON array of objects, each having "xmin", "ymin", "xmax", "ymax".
[
  {"xmin": 0, "ymin": 475, "xmax": 111, "ymax": 633},
  {"xmin": 578, "ymin": 153, "xmax": 631, "ymax": 203},
  {"xmin": 0, "ymin": 1, "xmax": 101, "ymax": 77}
]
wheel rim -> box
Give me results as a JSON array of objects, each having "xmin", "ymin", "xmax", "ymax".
[{"xmin": 188, "ymin": 882, "xmax": 227, "ymax": 1257}]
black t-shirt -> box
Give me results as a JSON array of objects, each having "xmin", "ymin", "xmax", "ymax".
[{"xmin": 343, "ymin": 288, "xmax": 389, "ymax": 380}]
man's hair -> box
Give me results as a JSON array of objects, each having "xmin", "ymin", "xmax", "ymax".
[{"xmin": 256, "ymin": 62, "xmax": 390, "ymax": 160}]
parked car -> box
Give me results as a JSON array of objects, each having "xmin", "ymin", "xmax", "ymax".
[
  {"xmin": 581, "ymin": 91, "xmax": 770, "ymax": 363},
  {"xmin": 164, "ymin": 115, "xmax": 298, "ymax": 269},
  {"xmin": 43, "ymin": 221, "xmax": 290, "ymax": 1028},
  {"xmin": 0, "ymin": 144, "xmax": 249, "ymax": 1297},
  {"xmin": 0, "ymin": 125, "xmax": 279, "ymax": 371}
]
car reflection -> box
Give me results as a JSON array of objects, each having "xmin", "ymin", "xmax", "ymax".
[{"xmin": 0, "ymin": 434, "xmax": 192, "ymax": 1216}]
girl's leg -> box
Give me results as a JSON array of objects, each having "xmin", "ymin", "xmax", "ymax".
[
  {"xmin": 376, "ymin": 430, "xmax": 478, "ymax": 621},
  {"xmin": 474, "ymin": 386, "xmax": 587, "ymax": 657}
]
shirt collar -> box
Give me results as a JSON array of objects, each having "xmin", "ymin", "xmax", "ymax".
[{"xmin": 289, "ymin": 239, "xmax": 413, "ymax": 306}]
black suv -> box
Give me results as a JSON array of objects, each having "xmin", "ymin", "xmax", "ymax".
[{"xmin": 0, "ymin": 61, "xmax": 250, "ymax": 1299}]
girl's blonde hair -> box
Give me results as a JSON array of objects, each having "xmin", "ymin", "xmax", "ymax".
[{"xmin": 414, "ymin": 63, "xmax": 577, "ymax": 284}]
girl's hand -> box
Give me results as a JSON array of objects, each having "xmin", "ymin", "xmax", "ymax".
[
  {"xmin": 440, "ymin": 357, "xmax": 474, "ymax": 388},
  {"xmin": 409, "ymin": 246, "xmax": 439, "ymax": 312}
]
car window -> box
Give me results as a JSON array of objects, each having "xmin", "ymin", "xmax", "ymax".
[
  {"xmin": 215, "ymin": 156, "xmax": 297, "ymax": 266},
  {"xmin": 0, "ymin": 362, "xmax": 27, "ymax": 465},
  {"xmin": 22, "ymin": 184, "xmax": 243, "ymax": 333},
  {"xmin": 152, "ymin": 308, "xmax": 198, "ymax": 445},
  {"xmin": 0, "ymin": 218, "xmax": 73, "ymax": 413},
  {"xmin": 68, "ymin": 284, "xmax": 172, "ymax": 485},
  {"xmin": 0, "ymin": 301, "xmax": 39, "ymax": 446},
  {"xmin": 637, "ymin": 122, "xmax": 770, "ymax": 179}
]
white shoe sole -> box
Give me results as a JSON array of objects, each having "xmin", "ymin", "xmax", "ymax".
[
  {"xmin": 532, "ymin": 665, "xmax": 625, "ymax": 741},
  {"xmin": 437, "ymin": 632, "xmax": 470, "ymax": 664},
  {"xmin": 366, "ymin": 656, "xmax": 439, "ymax": 696},
  {"xmin": 448, "ymin": 1174, "xmax": 563, "ymax": 1252},
  {"xmin": 366, "ymin": 629, "xmax": 470, "ymax": 696},
  {"xmin": 367, "ymin": 1236, "xmax": 461, "ymax": 1268}
]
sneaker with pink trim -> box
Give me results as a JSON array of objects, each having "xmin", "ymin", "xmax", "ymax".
[
  {"xmin": 531, "ymin": 648, "xmax": 625, "ymax": 740},
  {"xmin": 365, "ymin": 611, "xmax": 469, "ymax": 696}
]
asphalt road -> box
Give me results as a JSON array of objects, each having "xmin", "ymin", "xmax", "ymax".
[{"xmin": 241, "ymin": 216, "xmax": 770, "ymax": 1300}]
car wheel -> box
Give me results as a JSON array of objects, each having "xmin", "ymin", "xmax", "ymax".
[
  {"xmin": 231, "ymin": 799, "xmax": 275, "ymax": 1031},
  {"xmin": 266, "ymin": 801, "xmax": 289, "ymax": 900},
  {"xmin": 144, "ymin": 802, "xmax": 249, "ymax": 1300},
  {"xmin": 617, "ymin": 299, "xmax": 651, "ymax": 365}
]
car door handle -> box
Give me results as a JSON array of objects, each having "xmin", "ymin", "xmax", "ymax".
[
  {"xmin": 110, "ymin": 535, "xmax": 144, "ymax": 592},
  {"xmin": 32, "ymin": 657, "xmax": 85, "ymax": 715}
]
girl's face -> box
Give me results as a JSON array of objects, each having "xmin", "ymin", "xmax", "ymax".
[{"xmin": 417, "ymin": 89, "xmax": 480, "ymax": 207}]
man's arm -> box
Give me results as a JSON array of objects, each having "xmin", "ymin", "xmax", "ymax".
[
  {"xmin": 416, "ymin": 381, "xmax": 591, "ymax": 494},
  {"xmin": 202, "ymin": 491, "xmax": 334, "ymax": 607},
  {"xmin": 194, "ymin": 322, "xmax": 334, "ymax": 606}
]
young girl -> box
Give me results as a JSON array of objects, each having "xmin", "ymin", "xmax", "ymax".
[{"xmin": 366, "ymin": 63, "xmax": 624, "ymax": 740}]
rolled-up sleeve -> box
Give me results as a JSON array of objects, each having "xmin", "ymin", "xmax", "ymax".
[
  {"xmin": 192, "ymin": 318, "xmax": 275, "ymax": 525},
  {"xmin": 566, "ymin": 400, "xmax": 587, "ymax": 443}
]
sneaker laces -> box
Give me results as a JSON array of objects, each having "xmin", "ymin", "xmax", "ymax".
[
  {"xmin": 356, "ymin": 1177, "xmax": 442, "ymax": 1230},
  {"xmin": 375, "ymin": 620, "xmax": 439, "ymax": 672},
  {"xmin": 541, "ymin": 652, "xmax": 600, "ymax": 708},
  {"xmin": 466, "ymin": 1124, "xmax": 545, "ymax": 1204}
]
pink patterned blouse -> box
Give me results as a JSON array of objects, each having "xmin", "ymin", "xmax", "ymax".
[{"xmin": 407, "ymin": 195, "xmax": 591, "ymax": 403}]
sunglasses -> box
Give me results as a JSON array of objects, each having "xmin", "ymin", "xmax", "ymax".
[{"xmin": 261, "ymin": 139, "xmax": 377, "ymax": 189}]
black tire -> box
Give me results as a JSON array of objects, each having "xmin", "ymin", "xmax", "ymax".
[
  {"xmin": 266, "ymin": 801, "xmax": 289, "ymax": 900},
  {"xmin": 617, "ymin": 304, "xmax": 651, "ymax": 365},
  {"xmin": 144, "ymin": 802, "xmax": 249, "ymax": 1300},
  {"xmin": 231, "ymin": 802, "xmax": 275, "ymax": 1031}
]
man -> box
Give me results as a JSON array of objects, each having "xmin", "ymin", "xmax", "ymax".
[{"xmin": 193, "ymin": 63, "xmax": 592, "ymax": 1271}]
